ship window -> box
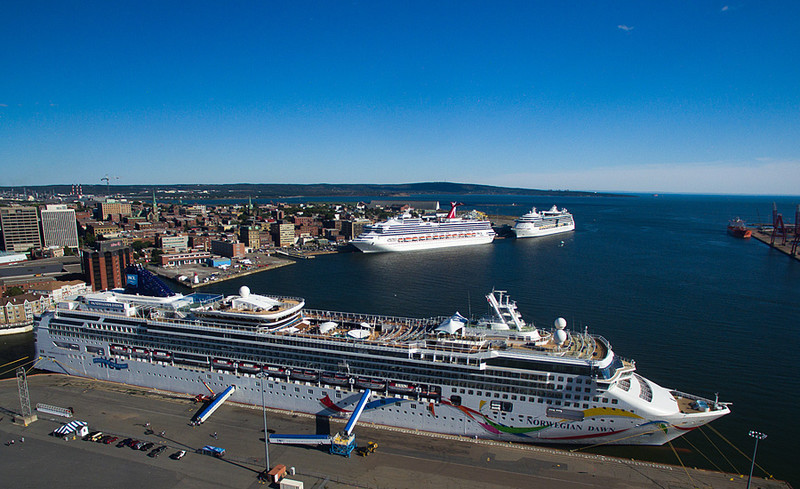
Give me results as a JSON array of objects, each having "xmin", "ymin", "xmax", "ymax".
[
  {"xmin": 468, "ymin": 390, "xmax": 474, "ymax": 395},
  {"xmin": 476, "ymin": 391, "xmax": 482, "ymax": 396},
  {"xmin": 294, "ymin": 387, "xmax": 299, "ymax": 392},
  {"xmin": 451, "ymin": 395, "xmax": 462, "ymax": 406},
  {"xmin": 612, "ymin": 399, "xmax": 618, "ymax": 404},
  {"xmin": 502, "ymin": 394, "xmax": 508, "ymax": 399},
  {"xmin": 281, "ymin": 385, "xmax": 286, "ymax": 390},
  {"xmin": 511, "ymin": 395, "xmax": 517, "ymax": 400}
]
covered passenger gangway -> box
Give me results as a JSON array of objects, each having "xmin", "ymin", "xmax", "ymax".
[
  {"xmin": 194, "ymin": 385, "xmax": 236, "ymax": 424},
  {"xmin": 269, "ymin": 389, "xmax": 372, "ymax": 456}
]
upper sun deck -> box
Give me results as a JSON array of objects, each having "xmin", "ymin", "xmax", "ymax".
[
  {"xmin": 191, "ymin": 287, "xmax": 305, "ymax": 323},
  {"xmin": 298, "ymin": 308, "xmax": 615, "ymax": 367}
]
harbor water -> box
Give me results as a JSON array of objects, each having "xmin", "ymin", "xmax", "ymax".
[{"xmin": 2, "ymin": 193, "xmax": 798, "ymax": 485}]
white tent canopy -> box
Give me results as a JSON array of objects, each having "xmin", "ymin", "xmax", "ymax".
[
  {"xmin": 319, "ymin": 321, "xmax": 338, "ymax": 334},
  {"xmin": 436, "ymin": 312, "xmax": 468, "ymax": 335},
  {"xmin": 347, "ymin": 329, "xmax": 371, "ymax": 339}
]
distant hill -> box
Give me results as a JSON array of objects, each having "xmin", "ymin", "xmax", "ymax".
[{"xmin": 1, "ymin": 182, "xmax": 622, "ymax": 200}]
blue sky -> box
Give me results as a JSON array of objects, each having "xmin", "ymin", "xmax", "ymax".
[{"xmin": 2, "ymin": 1, "xmax": 799, "ymax": 194}]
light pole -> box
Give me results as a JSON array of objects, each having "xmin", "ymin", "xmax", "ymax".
[
  {"xmin": 259, "ymin": 373, "xmax": 270, "ymax": 477},
  {"xmin": 746, "ymin": 430, "xmax": 767, "ymax": 489}
]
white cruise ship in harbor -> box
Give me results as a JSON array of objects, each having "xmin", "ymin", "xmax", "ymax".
[
  {"xmin": 513, "ymin": 205, "xmax": 575, "ymax": 238},
  {"xmin": 350, "ymin": 202, "xmax": 495, "ymax": 253},
  {"xmin": 33, "ymin": 267, "xmax": 729, "ymax": 446}
]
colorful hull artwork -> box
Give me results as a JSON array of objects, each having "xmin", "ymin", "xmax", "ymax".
[{"xmin": 438, "ymin": 398, "xmax": 672, "ymax": 442}]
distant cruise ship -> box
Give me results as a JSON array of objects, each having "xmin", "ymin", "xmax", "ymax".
[
  {"xmin": 513, "ymin": 205, "xmax": 575, "ymax": 238},
  {"xmin": 350, "ymin": 202, "xmax": 495, "ymax": 253},
  {"xmin": 34, "ymin": 267, "xmax": 730, "ymax": 446}
]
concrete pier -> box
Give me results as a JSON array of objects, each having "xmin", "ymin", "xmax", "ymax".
[
  {"xmin": 750, "ymin": 230, "xmax": 800, "ymax": 261},
  {"xmin": 0, "ymin": 374, "xmax": 790, "ymax": 489}
]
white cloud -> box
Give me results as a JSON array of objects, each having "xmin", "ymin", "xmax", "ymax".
[
  {"xmin": 721, "ymin": 5, "xmax": 729, "ymax": 12},
  {"xmin": 617, "ymin": 24, "xmax": 634, "ymax": 32}
]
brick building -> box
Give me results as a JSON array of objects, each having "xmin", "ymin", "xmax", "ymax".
[
  {"xmin": 210, "ymin": 240, "xmax": 246, "ymax": 258},
  {"xmin": 82, "ymin": 240, "xmax": 134, "ymax": 291}
]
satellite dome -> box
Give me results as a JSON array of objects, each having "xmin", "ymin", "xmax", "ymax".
[
  {"xmin": 239, "ymin": 285, "xmax": 251, "ymax": 297},
  {"xmin": 554, "ymin": 317, "xmax": 567, "ymax": 330},
  {"xmin": 555, "ymin": 329, "xmax": 568, "ymax": 345}
]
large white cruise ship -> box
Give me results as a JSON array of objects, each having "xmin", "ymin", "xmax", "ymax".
[
  {"xmin": 513, "ymin": 205, "xmax": 575, "ymax": 238},
  {"xmin": 350, "ymin": 202, "xmax": 495, "ymax": 253},
  {"xmin": 33, "ymin": 268, "xmax": 729, "ymax": 446}
]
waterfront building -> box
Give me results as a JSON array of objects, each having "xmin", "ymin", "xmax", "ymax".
[
  {"xmin": 270, "ymin": 222, "xmax": 296, "ymax": 247},
  {"xmin": 1, "ymin": 293, "xmax": 48, "ymax": 325},
  {"xmin": 160, "ymin": 250, "xmax": 212, "ymax": 267},
  {"xmin": 211, "ymin": 240, "xmax": 246, "ymax": 258},
  {"xmin": 81, "ymin": 240, "xmax": 134, "ymax": 291},
  {"xmin": 39, "ymin": 204, "xmax": 79, "ymax": 250},
  {"xmin": 341, "ymin": 219, "xmax": 371, "ymax": 241},
  {"xmin": 0, "ymin": 206, "xmax": 42, "ymax": 253}
]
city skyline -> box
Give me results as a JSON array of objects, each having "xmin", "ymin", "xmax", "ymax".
[{"xmin": 2, "ymin": 2, "xmax": 799, "ymax": 195}]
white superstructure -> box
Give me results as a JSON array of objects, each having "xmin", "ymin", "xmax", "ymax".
[
  {"xmin": 351, "ymin": 202, "xmax": 495, "ymax": 253},
  {"xmin": 513, "ymin": 205, "xmax": 575, "ymax": 238},
  {"xmin": 34, "ymin": 268, "xmax": 730, "ymax": 446}
]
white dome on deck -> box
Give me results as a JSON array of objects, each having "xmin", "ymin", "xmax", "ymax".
[
  {"xmin": 239, "ymin": 286, "xmax": 251, "ymax": 297},
  {"xmin": 554, "ymin": 317, "xmax": 567, "ymax": 330}
]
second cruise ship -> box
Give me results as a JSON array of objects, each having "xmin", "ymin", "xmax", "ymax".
[
  {"xmin": 513, "ymin": 205, "xmax": 575, "ymax": 238},
  {"xmin": 350, "ymin": 202, "xmax": 495, "ymax": 253}
]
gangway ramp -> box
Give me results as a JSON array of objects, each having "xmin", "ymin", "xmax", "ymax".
[
  {"xmin": 344, "ymin": 389, "xmax": 371, "ymax": 435},
  {"xmin": 194, "ymin": 385, "xmax": 235, "ymax": 424},
  {"xmin": 269, "ymin": 389, "xmax": 372, "ymax": 457},
  {"xmin": 268, "ymin": 434, "xmax": 332, "ymax": 445}
]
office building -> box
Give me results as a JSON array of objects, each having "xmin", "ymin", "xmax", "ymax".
[
  {"xmin": 40, "ymin": 204, "xmax": 79, "ymax": 249},
  {"xmin": 0, "ymin": 206, "xmax": 41, "ymax": 252}
]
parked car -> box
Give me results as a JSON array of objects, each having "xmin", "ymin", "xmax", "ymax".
[
  {"xmin": 148, "ymin": 446, "xmax": 167, "ymax": 458},
  {"xmin": 170, "ymin": 450, "xmax": 186, "ymax": 460},
  {"xmin": 131, "ymin": 440, "xmax": 144, "ymax": 450},
  {"xmin": 139, "ymin": 442, "xmax": 155, "ymax": 451},
  {"xmin": 103, "ymin": 436, "xmax": 119, "ymax": 445},
  {"xmin": 117, "ymin": 438, "xmax": 132, "ymax": 448},
  {"xmin": 85, "ymin": 431, "xmax": 103, "ymax": 442}
]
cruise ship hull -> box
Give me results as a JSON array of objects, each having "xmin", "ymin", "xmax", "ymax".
[
  {"xmin": 513, "ymin": 221, "xmax": 575, "ymax": 238},
  {"xmin": 34, "ymin": 313, "xmax": 727, "ymax": 446},
  {"xmin": 351, "ymin": 233, "xmax": 495, "ymax": 253}
]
